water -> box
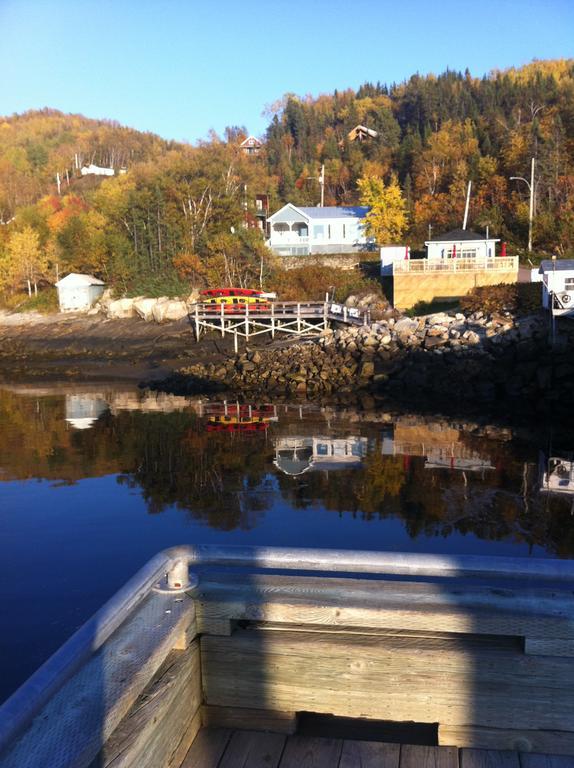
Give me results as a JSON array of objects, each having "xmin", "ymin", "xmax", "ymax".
[{"xmin": 0, "ymin": 381, "xmax": 573, "ymax": 703}]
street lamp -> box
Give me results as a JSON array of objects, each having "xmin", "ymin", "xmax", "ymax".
[{"xmin": 510, "ymin": 157, "xmax": 535, "ymax": 253}]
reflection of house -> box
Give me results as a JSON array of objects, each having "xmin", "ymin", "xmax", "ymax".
[
  {"xmin": 274, "ymin": 435, "xmax": 370, "ymax": 476},
  {"xmin": 267, "ymin": 204, "xmax": 370, "ymax": 257},
  {"xmin": 539, "ymin": 260, "xmax": 574, "ymax": 316},
  {"xmin": 381, "ymin": 422, "xmax": 494, "ymax": 471},
  {"xmin": 239, "ymin": 136, "xmax": 262, "ymax": 155},
  {"xmin": 540, "ymin": 455, "xmax": 574, "ymax": 495},
  {"xmin": 65, "ymin": 395, "xmax": 109, "ymax": 430}
]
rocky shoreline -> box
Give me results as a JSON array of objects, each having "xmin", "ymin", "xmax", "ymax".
[{"xmin": 154, "ymin": 309, "xmax": 574, "ymax": 419}]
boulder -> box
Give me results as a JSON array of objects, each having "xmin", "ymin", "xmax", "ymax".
[
  {"xmin": 133, "ymin": 298, "xmax": 158, "ymax": 322},
  {"xmin": 394, "ymin": 318, "xmax": 419, "ymax": 336},
  {"xmin": 152, "ymin": 299, "xmax": 189, "ymax": 323},
  {"xmin": 107, "ymin": 298, "xmax": 137, "ymax": 319}
]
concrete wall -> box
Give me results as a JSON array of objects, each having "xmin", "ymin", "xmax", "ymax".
[{"xmin": 393, "ymin": 269, "xmax": 518, "ymax": 309}]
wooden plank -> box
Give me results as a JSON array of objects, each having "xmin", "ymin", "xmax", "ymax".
[
  {"xmin": 279, "ymin": 735, "xmax": 342, "ymax": 768},
  {"xmin": 525, "ymin": 639, "xmax": 574, "ymax": 658},
  {"xmin": 180, "ymin": 728, "xmax": 232, "ymax": 768},
  {"xmin": 219, "ymin": 730, "xmax": 285, "ymax": 768},
  {"xmin": 195, "ymin": 573, "xmax": 574, "ymax": 640},
  {"xmin": 197, "ymin": 618, "xmax": 236, "ymax": 637},
  {"xmin": 201, "ymin": 630, "xmax": 574, "ymax": 731},
  {"xmin": 520, "ymin": 755, "xmax": 574, "ymax": 767},
  {"xmin": 460, "ymin": 749, "xmax": 519, "ymax": 767},
  {"xmin": 439, "ymin": 726, "xmax": 574, "ymax": 757},
  {"xmin": 400, "ymin": 745, "xmax": 459, "ymax": 767},
  {"xmin": 96, "ymin": 642, "xmax": 202, "ymax": 768},
  {"xmin": 201, "ymin": 705, "xmax": 297, "ymax": 734},
  {"xmin": 339, "ymin": 739, "xmax": 400, "ymax": 767},
  {"xmin": 1, "ymin": 591, "xmax": 196, "ymax": 768}
]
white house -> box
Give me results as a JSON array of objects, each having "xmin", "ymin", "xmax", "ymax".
[
  {"xmin": 55, "ymin": 273, "xmax": 105, "ymax": 312},
  {"xmin": 425, "ymin": 229, "xmax": 500, "ymax": 260},
  {"xmin": 267, "ymin": 204, "xmax": 371, "ymax": 256},
  {"xmin": 539, "ymin": 259, "xmax": 574, "ymax": 315},
  {"xmin": 273, "ymin": 435, "xmax": 371, "ymax": 476},
  {"xmin": 80, "ymin": 164, "xmax": 115, "ymax": 177},
  {"xmin": 239, "ymin": 136, "xmax": 262, "ymax": 155}
]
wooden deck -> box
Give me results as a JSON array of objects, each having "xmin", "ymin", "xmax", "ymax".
[{"xmin": 181, "ymin": 728, "xmax": 574, "ymax": 768}]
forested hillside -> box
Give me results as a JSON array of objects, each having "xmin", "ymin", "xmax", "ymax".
[{"xmin": 0, "ymin": 59, "xmax": 573, "ymax": 301}]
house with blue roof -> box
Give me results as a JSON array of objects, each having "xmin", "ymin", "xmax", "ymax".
[{"xmin": 267, "ymin": 203, "xmax": 372, "ymax": 256}]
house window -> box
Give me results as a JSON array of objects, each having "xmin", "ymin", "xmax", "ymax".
[
  {"xmin": 343, "ymin": 224, "xmax": 346, "ymax": 239},
  {"xmin": 565, "ymin": 277, "xmax": 574, "ymax": 289},
  {"xmin": 313, "ymin": 225, "xmax": 324, "ymax": 238},
  {"xmin": 328, "ymin": 225, "xmax": 331, "ymax": 239}
]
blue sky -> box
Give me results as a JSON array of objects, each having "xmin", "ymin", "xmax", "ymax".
[{"xmin": 1, "ymin": 0, "xmax": 573, "ymax": 143}]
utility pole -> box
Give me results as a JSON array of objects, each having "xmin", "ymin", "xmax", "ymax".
[
  {"xmin": 462, "ymin": 181, "xmax": 472, "ymax": 230},
  {"xmin": 510, "ymin": 157, "xmax": 535, "ymax": 253},
  {"xmin": 310, "ymin": 164, "xmax": 325, "ymax": 206}
]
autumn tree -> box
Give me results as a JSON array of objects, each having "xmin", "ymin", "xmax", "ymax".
[
  {"xmin": 357, "ymin": 174, "xmax": 408, "ymax": 243},
  {"xmin": 7, "ymin": 226, "xmax": 47, "ymax": 295}
]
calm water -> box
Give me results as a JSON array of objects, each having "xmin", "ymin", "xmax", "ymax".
[{"xmin": 0, "ymin": 381, "xmax": 573, "ymax": 703}]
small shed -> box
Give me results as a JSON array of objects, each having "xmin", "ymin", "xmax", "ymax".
[
  {"xmin": 539, "ymin": 259, "xmax": 574, "ymax": 313},
  {"xmin": 55, "ymin": 273, "xmax": 105, "ymax": 313},
  {"xmin": 425, "ymin": 229, "xmax": 499, "ymax": 260}
]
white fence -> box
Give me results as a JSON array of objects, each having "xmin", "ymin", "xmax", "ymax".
[{"xmin": 393, "ymin": 256, "xmax": 518, "ymax": 274}]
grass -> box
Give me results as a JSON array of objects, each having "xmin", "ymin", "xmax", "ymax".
[{"xmin": 1, "ymin": 289, "xmax": 59, "ymax": 314}]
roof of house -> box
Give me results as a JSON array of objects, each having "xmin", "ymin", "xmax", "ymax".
[
  {"xmin": 298, "ymin": 206, "xmax": 369, "ymax": 220},
  {"xmin": 348, "ymin": 125, "xmax": 378, "ymax": 139},
  {"xmin": 239, "ymin": 135, "xmax": 262, "ymax": 147},
  {"xmin": 55, "ymin": 273, "xmax": 105, "ymax": 288},
  {"xmin": 428, "ymin": 229, "xmax": 493, "ymax": 243},
  {"xmin": 539, "ymin": 259, "xmax": 574, "ymax": 273}
]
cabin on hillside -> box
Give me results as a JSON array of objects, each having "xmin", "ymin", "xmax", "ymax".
[
  {"xmin": 267, "ymin": 203, "xmax": 371, "ymax": 256},
  {"xmin": 347, "ymin": 124, "xmax": 378, "ymax": 142},
  {"xmin": 239, "ymin": 136, "xmax": 262, "ymax": 155},
  {"xmin": 55, "ymin": 273, "xmax": 105, "ymax": 312},
  {"xmin": 80, "ymin": 164, "xmax": 115, "ymax": 177}
]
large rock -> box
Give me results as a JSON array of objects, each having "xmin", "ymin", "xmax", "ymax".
[
  {"xmin": 152, "ymin": 299, "xmax": 189, "ymax": 323},
  {"xmin": 107, "ymin": 298, "xmax": 137, "ymax": 319},
  {"xmin": 394, "ymin": 318, "xmax": 419, "ymax": 336},
  {"xmin": 133, "ymin": 298, "xmax": 158, "ymax": 322}
]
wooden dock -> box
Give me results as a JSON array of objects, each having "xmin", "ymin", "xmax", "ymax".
[
  {"xmin": 182, "ymin": 728, "xmax": 574, "ymax": 768},
  {"xmin": 190, "ymin": 301, "xmax": 370, "ymax": 347},
  {"xmin": 2, "ymin": 546, "xmax": 574, "ymax": 768}
]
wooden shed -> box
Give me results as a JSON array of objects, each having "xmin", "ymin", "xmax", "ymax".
[{"xmin": 55, "ymin": 273, "xmax": 105, "ymax": 313}]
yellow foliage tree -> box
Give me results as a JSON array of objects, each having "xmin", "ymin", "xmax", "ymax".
[
  {"xmin": 357, "ymin": 174, "xmax": 408, "ymax": 244},
  {"xmin": 7, "ymin": 226, "xmax": 47, "ymax": 296}
]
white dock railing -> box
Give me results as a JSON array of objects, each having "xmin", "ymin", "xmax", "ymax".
[{"xmin": 393, "ymin": 256, "xmax": 519, "ymax": 274}]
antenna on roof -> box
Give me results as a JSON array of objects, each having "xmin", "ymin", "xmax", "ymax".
[{"xmin": 462, "ymin": 181, "xmax": 472, "ymax": 230}]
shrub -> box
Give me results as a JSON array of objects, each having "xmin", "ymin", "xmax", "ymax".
[
  {"xmin": 123, "ymin": 273, "xmax": 192, "ymax": 298},
  {"xmin": 460, "ymin": 282, "xmax": 541, "ymax": 316},
  {"xmin": 271, "ymin": 265, "xmax": 383, "ymax": 303},
  {"xmin": 1, "ymin": 289, "xmax": 59, "ymax": 313}
]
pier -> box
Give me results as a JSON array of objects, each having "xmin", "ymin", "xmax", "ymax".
[{"xmin": 190, "ymin": 301, "xmax": 371, "ymax": 348}]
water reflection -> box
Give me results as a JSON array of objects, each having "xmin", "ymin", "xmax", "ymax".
[{"xmin": 1, "ymin": 383, "xmax": 573, "ymax": 556}]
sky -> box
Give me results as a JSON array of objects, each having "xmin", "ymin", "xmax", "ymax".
[{"xmin": 1, "ymin": 0, "xmax": 573, "ymax": 144}]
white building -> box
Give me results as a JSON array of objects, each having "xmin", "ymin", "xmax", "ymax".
[
  {"xmin": 425, "ymin": 229, "xmax": 499, "ymax": 260},
  {"xmin": 540, "ymin": 455, "xmax": 574, "ymax": 495},
  {"xmin": 273, "ymin": 435, "xmax": 371, "ymax": 476},
  {"xmin": 539, "ymin": 259, "xmax": 574, "ymax": 315},
  {"xmin": 267, "ymin": 204, "xmax": 371, "ymax": 256},
  {"xmin": 80, "ymin": 164, "xmax": 115, "ymax": 177},
  {"xmin": 55, "ymin": 273, "xmax": 105, "ymax": 313}
]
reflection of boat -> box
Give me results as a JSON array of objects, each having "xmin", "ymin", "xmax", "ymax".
[
  {"xmin": 274, "ymin": 436, "xmax": 370, "ymax": 475},
  {"xmin": 206, "ymin": 420, "xmax": 268, "ymax": 434},
  {"xmin": 2, "ymin": 545, "xmax": 573, "ymax": 767},
  {"xmin": 540, "ymin": 455, "xmax": 574, "ymax": 495}
]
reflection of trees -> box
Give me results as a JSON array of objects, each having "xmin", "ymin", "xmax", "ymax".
[{"xmin": 1, "ymin": 388, "xmax": 574, "ymax": 555}]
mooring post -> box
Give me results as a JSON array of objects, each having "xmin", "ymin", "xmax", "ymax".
[
  {"xmin": 220, "ymin": 302, "xmax": 225, "ymax": 337},
  {"xmin": 323, "ymin": 300, "xmax": 328, "ymax": 330},
  {"xmin": 194, "ymin": 304, "xmax": 200, "ymax": 341},
  {"xmin": 271, "ymin": 303, "xmax": 275, "ymax": 339},
  {"xmin": 245, "ymin": 301, "xmax": 249, "ymax": 339},
  {"xmin": 297, "ymin": 303, "xmax": 301, "ymax": 334},
  {"xmin": 234, "ymin": 329, "xmax": 238, "ymax": 354}
]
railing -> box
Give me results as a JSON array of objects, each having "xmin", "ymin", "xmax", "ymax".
[
  {"xmin": 393, "ymin": 256, "xmax": 519, "ymax": 274},
  {"xmin": 1, "ymin": 544, "xmax": 574, "ymax": 764}
]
